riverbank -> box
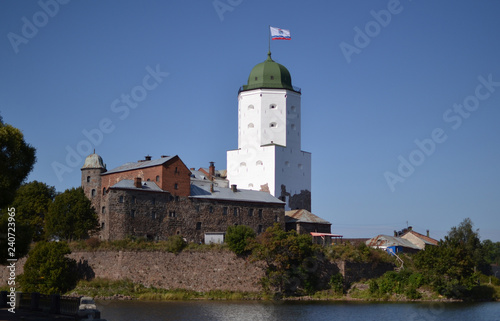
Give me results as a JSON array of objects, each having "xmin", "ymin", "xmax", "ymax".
[{"xmin": 66, "ymin": 278, "xmax": 499, "ymax": 303}]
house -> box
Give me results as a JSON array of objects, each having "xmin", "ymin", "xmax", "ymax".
[
  {"xmin": 82, "ymin": 153, "xmax": 285, "ymax": 243},
  {"xmin": 400, "ymin": 228, "xmax": 438, "ymax": 250},
  {"xmin": 366, "ymin": 235, "xmax": 420, "ymax": 254},
  {"xmin": 285, "ymin": 209, "xmax": 342, "ymax": 245}
]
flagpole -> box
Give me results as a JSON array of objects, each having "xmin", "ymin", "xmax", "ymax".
[{"xmin": 268, "ymin": 25, "xmax": 271, "ymax": 54}]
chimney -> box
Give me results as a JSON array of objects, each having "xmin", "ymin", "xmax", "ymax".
[
  {"xmin": 145, "ymin": 155, "xmax": 152, "ymax": 161},
  {"xmin": 426, "ymin": 229, "xmax": 430, "ymax": 237},
  {"xmin": 231, "ymin": 184, "xmax": 237, "ymax": 192},
  {"xmin": 210, "ymin": 183, "xmax": 214, "ymax": 193},
  {"xmin": 209, "ymin": 162, "xmax": 215, "ymax": 180},
  {"xmin": 394, "ymin": 230, "xmax": 398, "ymax": 237},
  {"xmin": 408, "ymin": 226, "xmax": 412, "ymax": 231},
  {"xmin": 134, "ymin": 177, "xmax": 141, "ymax": 188},
  {"xmin": 161, "ymin": 155, "xmax": 169, "ymax": 158}
]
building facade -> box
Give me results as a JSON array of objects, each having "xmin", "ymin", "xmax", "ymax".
[
  {"xmin": 227, "ymin": 52, "xmax": 312, "ymax": 211},
  {"xmin": 81, "ymin": 153, "xmax": 285, "ymax": 243}
]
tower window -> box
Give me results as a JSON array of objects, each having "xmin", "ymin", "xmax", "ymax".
[
  {"xmin": 291, "ymin": 106, "xmax": 296, "ymax": 112},
  {"xmin": 102, "ymin": 188, "xmax": 106, "ymax": 195},
  {"xmin": 196, "ymin": 222, "xmax": 202, "ymax": 230},
  {"xmin": 270, "ymin": 76, "xmax": 274, "ymax": 80},
  {"xmin": 254, "ymin": 77, "xmax": 258, "ymax": 81},
  {"xmin": 91, "ymin": 189, "xmax": 96, "ymax": 197},
  {"xmin": 101, "ymin": 206, "xmax": 105, "ymax": 214},
  {"xmin": 270, "ymin": 122, "xmax": 277, "ymax": 128},
  {"xmin": 86, "ymin": 176, "xmax": 90, "ymax": 183},
  {"xmin": 269, "ymin": 104, "xmax": 276, "ymax": 109},
  {"xmin": 169, "ymin": 211, "xmax": 176, "ymax": 217}
]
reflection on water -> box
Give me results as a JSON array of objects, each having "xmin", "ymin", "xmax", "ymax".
[{"xmin": 96, "ymin": 299, "xmax": 500, "ymax": 321}]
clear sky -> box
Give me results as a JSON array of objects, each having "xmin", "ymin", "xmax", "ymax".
[{"xmin": 1, "ymin": 0, "xmax": 499, "ymax": 242}]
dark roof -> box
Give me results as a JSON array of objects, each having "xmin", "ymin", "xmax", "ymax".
[
  {"xmin": 109, "ymin": 180, "xmax": 166, "ymax": 193},
  {"xmin": 190, "ymin": 182, "xmax": 284, "ymax": 204},
  {"xmin": 103, "ymin": 156, "xmax": 176, "ymax": 175},
  {"xmin": 285, "ymin": 209, "xmax": 331, "ymax": 225}
]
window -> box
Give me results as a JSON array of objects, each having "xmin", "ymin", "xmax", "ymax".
[
  {"xmin": 86, "ymin": 176, "xmax": 90, "ymax": 183},
  {"xmin": 270, "ymin": 122, "xmax": 277, "ymax": 128},
  {"xmin": 101, "ymin": 222, "xmax": 105, "ymax": 229},
  {"xmin": 195, "ymin": 205, "xmax": 200, "ymax": 212},
  {"xmin": 130, "ymin": 210, "xmax": 135, "ymax": 218},
  {"xmin": 248, "ymin": 123, "xmax": 254, "ymax": 128},
  {"xmin": 175, "ymin": 196, "xmax": 180, "ymax": 202},
  {"xmin": 256, "ymin": 160, "xmax": 263, "ymax": 166},
  {"xmin": 248, "ymin": 208, "xmax": 254, "ymax": 217},
  {"xmin": 119, "ymin": 196, "xmax": 124, "ymax": 203},
  {"xmin": 269, "ymin": 104, "xmax": 276, "ymax": 109},
  {"xmin": 156, "ymin": 175, "xmax": 160, "ymax": 182},
  {"xmin": 102, "ymin": 187, "xmax": 106, "ymax": 195},
  {"xmin": 174, "ymin": 183, "xmax": 178, "ymax": 190},
  {"xmin": 291, "ymin": 106, "xmax": 296, "ymax": 112},
  {"xmin": 291, "ymin": 124, "xmax": 296, "ymax": 130},
  {"xmin": 254, "ymin": 77, "xmax": 258, "ymax": 81},
  {"xmin": 196, "ymin": 222, "xmax": 202, "ymax": 230},
  {"xmin": 248, "ymin": 105, "xmax": 254, "ymax": 110},
  {"xmin": 270, "ymin": 75, "xmax": 274, "ymax": 80},
  {"xmin": 101, "ymin": 206, "xmax": 105, "ymax": 214},
  {"xmin": 152, "ymin": 198, "xmax": 156, "ymax": 205},
  {"xmin": 258, "ymin": 209, "xmax": 263, "ymax": 219},
  {"xmin": 275, "ymin": 215, "xmax": 279, "ymax": 222},
  {"xmin": 223, "ymin": 207, "xmax": 228, "ymax": 215},
  {"xmin": 132, "ymin": 196, "xmax": 136, "ymax": 204},
  {"xmin": 233, "ymin": 208, "xmax": 238, "ymax": 217},
  {"xmin": 91, "ymin": 189, "xmax": 96, "ymax": 197},
  {"xmin": 169, "ymin": 211, "xmax": 176, "ymax": 218},
  {"xmin": 209, "ymin": 206, "xmax": 213, "ymax": 213},
  {"xmin": 298, "ymin": 163, "xmax": 303, "ymax": 169},
  {"xmin": 152, "ymin": 212, "xmax": 156, "ymax": 219},
  {"xmin": 258, "ymin": 225, "xmax": 263, "ymax": 233},
  {"xmin": 175, "ymin": 167, "xmax": 178, "ymax": 174}
]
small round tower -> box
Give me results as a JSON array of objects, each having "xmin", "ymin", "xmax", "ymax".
[{"xmin": 81, "ymin": 151, "xmax": 106, "ymax": 211}]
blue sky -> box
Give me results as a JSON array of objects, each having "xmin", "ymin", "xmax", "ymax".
[{"xmin": 1, "ymin": 0, "xmax": 499, "ymax": 241}]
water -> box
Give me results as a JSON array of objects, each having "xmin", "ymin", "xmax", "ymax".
[{"xmin": 96, "ymin": 300, "xmax": 500, "ymax": 321}]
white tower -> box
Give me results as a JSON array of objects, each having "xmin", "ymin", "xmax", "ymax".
[{"xmin": 227, "ymin": 52, "xmax": 311, "ymax": 211}]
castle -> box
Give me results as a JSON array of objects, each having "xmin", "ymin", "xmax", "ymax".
[{"xmin": 81, "ymin": 52, "xmax": 319, "ymax": 243}]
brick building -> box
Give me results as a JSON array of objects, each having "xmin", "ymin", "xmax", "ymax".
[{"xmin": 81, "ymin": 153, "xmax": 285, "ymax": 243}]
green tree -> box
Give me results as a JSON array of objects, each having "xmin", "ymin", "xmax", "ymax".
[
  {"xmin": 20, "ymin": 241, "xmax": 77, "ymax": 294},
  {"xmin": 45, "ymin": 187, "xmax": 99, "ymax": 241},
  {"xmin": 226, "ymin": 225, "xmax": 256, "ymax": 255},
  {"xmin": 0, "ymin": 117, "xmax": 36, "ymax": 209},
  {"xmin": 481, "ymin": 239, "xmax": 500, "ymax": 266},
  {"xmin": 251, "ymin": 223, "xmax": 320, "ymax": 296},
  {"xmin": 414, "ymin": 218, "xmax": 492, "ymax": 299},
  {"xmin": 3, "ymin": 181, "xmax": 56, "ymax": 241},
  {"xmin": 0, "ymin": 214, "xmax": 32, "ymax": 264}
]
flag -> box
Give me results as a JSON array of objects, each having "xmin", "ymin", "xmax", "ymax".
[{"xmin": 270, "ymin": 27, "xmax": 291, "ymax": 40}]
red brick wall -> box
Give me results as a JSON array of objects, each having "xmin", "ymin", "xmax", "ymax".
[{"xmin": 100, "ymin": 156, "xmax": 191, "ymax": 197}]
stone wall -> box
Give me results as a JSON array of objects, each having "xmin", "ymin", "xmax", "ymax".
[{"xmin": 1, "ymin": 251, "xmax": 394, "ymax": 293}]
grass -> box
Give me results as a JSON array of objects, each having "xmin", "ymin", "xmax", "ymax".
[
  {"xmin": 69, "ymin": 237, "xmax": 229, "ymax": 253},
  {"xmin": 68, "ymin": 278, "xmax": 262, "ymax": 301}
]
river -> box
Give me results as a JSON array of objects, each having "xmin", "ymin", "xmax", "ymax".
[{"xmin": 96, "ymin": 300, "xmax": 500, "ymax": 321}]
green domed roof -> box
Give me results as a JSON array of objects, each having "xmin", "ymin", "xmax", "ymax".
[{"xmin": 241, "ymin": 52, "xmax": 298, "ymax": 92}]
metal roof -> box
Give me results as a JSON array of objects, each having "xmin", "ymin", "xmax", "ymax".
[
  {"xmin": 109, "ymin": 180, "xmax": 166, "ymax": 192},
  {"xmin": 366, "ymin": 235, "xmax": 420, "ymax": 250},
  {"xmin": 285, "ymin": 209, "xmax": 331, "ymax": 224},
  {"xmin": 190, "ymin": 182, "xmax": 284, "ymax": 204},
  {"xmin": 82, "ymin": 153, "xmax": 106, "ymax": 169},
  {"xmin": 103, "ymin": 156, "xmax": 176, "ymax": 175}
]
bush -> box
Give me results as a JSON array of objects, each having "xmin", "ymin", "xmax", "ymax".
[
  {"xmin": 226, "ymin": 225, "xmax": 256, "ymax": 255},
  {"xmin": 85, "ymin": 237, "xmax": 101, "ymax": 249},
  {"xmin": 20, "ymin": 241, "xmax": 77, "ymax": 294},
  {"xmin": 329, "ymin": 273, "xmax": 344, "ymax": 294},
  {"xmin": 165, "ymin": 235, "xmax": 186, "ymax": 254}
]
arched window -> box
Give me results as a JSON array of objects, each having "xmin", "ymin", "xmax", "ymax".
[
  {"xmin": 91, "ymin": 189, "xmax": 96, "ymax": 197},
  {"xmin": 102, "ymin": 187, "xmax": 106, "ymax": 195},
  {"xmin": 86, "ymin": 176, "xmax": 90, "ymax": 183}
]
